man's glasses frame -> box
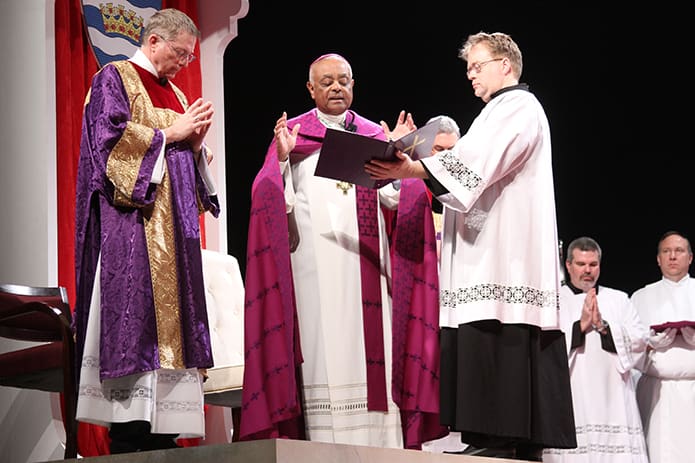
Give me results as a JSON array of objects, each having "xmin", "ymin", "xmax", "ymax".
[
  {"xmin": 466, "ymin": 58, "xmax": 503, "ymax": 76},
  {"xmin": 158, "ymin": 35, "xmax": 196, "ymax": 64}
]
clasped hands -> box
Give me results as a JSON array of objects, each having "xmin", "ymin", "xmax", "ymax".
[
  {"xmin": 165, "ymin": 98, "xmax": 214, "ymax": 161},
  {"xmin": 579, "ymin": 288, "xmax": 607, "ymax": 334}
]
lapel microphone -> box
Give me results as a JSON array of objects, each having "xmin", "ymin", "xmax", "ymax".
[{"xmin": 345, "ymin": 111, "xmax": 357, "ymax": 132}]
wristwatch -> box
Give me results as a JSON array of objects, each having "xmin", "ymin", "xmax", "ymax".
[{"xmin": 592, "ymin": 320, "xmax": 608, "ymax": 334}]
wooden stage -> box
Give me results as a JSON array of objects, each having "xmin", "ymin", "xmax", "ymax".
[{"xmin": 48, "ymin": 438, "xmax": 527, "ymax": 463}]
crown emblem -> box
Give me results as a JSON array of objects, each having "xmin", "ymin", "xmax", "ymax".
[{"xmin": 99, "ymin": 3, "xmax": 144, "ymax": 43}]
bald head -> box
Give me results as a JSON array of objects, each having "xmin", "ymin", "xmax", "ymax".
[
  {"xmin": 306, "ymin": 53, "xmax": 354, "ymax": 115},
  {"xmin": 308, "ymin": 53, "xmax": 353, "ymax": 81}
]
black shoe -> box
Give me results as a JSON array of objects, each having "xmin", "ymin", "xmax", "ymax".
[
  {"xmin": 141, "ymin": 433, "xmax": 180, "ymax": 451},
  {"xmin": 458, "ymin": 445, "xmax": 516, "ymax": 458},
  {"xmin": 109, "ymin": 421, "xmax": 179, "ymax": 453},
  {"xmin": 515, "ymin": 444, "xmax": 543, "ymax": 461},
  {"xmin": 109, "ymin": 440, "xmax": 138, "ymax": 454},
  {"xmin": 109, "ymin": 421, "xmax": 149, "ymax": 454}
]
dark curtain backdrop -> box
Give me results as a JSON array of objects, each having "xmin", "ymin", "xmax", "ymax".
[
  {"xmin": 51, "ymin": 0, "xmax": 694, "ymax": 456},
  {"xmin": 223, "ymin": 2, "xmax": 693, "ymax": 294}
]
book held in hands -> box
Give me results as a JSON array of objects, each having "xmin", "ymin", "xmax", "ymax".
[
  {"xmin": 650, "ymin": 320, "xmax": 695, "ymax": 332},
  {"xmin": 314, "ymin": 118, "xmax": 441, "ymax": 189}
]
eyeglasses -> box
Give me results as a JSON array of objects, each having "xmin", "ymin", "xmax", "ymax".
[
  {"xmin": 466, "ymin": 58, "xmax": 503, "ymax": 76},
  {"xmin": 159, "ymin": 36, "xmax": 196, "ymax": 64}
]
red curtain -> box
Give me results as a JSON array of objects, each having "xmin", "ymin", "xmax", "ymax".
[
  {"xmin": 55, "ymin": 0, "xmax": 98, "ymax": 315},
  {"xmin": 55, "ymin": 0, "xmax": 204, "ymax": 456}
]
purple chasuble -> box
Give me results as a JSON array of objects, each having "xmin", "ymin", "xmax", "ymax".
[
  {"xmin": 240, "ymin": 109, "xmax": 445, "ymax": 448},
  {"xmin": 73, "ymin": 61, "xmax": 219, "ymax": 382}
]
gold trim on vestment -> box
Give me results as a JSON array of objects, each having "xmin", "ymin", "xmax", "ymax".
[
  {"xmin": 108, "ymin": 60, "xmax": 188, "ymax": 370},
  {"xmin": 106, "ymin": 123, "xmax": 155, "ymax": 208}
]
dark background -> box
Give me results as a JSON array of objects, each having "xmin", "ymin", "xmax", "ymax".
[{"xmin": 223, "ymin": 2, "xmax": 692, "ymax": 295}]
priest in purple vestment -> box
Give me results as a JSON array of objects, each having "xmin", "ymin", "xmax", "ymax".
[
  {"xmin": 73, "ymin": 8, "xmax": 219, "ymax": 454},
  {"xmin": 239, "ymin": 53, "xmax": 446, "ymax": 450}
]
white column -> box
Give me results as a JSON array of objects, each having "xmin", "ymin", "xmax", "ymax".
[
  {"xmin": 0, "ymin": 2, "xmax": 63, "ymax": 462},
  {"xmin": 198, "ymin": 0, "xmax": 249, "ymax": 254}
]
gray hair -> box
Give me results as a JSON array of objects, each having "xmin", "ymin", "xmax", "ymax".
[
  {"xmin": 141, "ymin": 8, "xmax": 200, "ymax": 43},
  {"xmin": 566, "ymin": 237, "xmax": 602, "ymax": 263},
  {"xmin": 459, "ymin": 31, "xmax": 523, "ymax": 79},
  {"xmin": 427, "ymin": 115, "xmax": 461, "ymax": 137}
]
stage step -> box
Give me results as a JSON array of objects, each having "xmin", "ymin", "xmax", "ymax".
[{"xmin": 47, "ymin": 438, "xmax": 531, "ymax": 463}]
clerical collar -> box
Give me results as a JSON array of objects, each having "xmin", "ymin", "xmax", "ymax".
[
  {"xmin": 130, "ymin": 49, "xmax": 166, "ymax": 84},
  {"xmin": 315, "ymin": 109, "xmax": 346, "ymax": 130},
  {"xmin": 489, "ymin": 83, "xmax": 530, "ymax": 101},
  {"xmin": 565, "ymin": 280, "xmax": 600, "ymax": 295}
]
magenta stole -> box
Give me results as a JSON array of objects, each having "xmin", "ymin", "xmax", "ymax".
[{"xmin": 239, "ymin": 109, "xmax": 445, "ymax": 448}]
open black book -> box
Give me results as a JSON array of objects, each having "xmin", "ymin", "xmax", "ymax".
[{"xmin": 314, "ymin": 118, "xmax": 441, "ymax": 189}]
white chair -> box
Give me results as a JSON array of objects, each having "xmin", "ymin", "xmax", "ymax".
[{"xmin": 200, "ymin": 249, "xmax": 245, "ymax": 407}]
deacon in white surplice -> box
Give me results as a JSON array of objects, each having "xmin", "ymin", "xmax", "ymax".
[
  {"xmin": 365, "ymin": 32, "xmax": 577, "ymax": 460},
  {"xmin": 544, "ymin": 237, "xmax": 649, "ymax": 463}
]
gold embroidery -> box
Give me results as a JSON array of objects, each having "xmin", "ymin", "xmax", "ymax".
[
  {"xmin": 336, "ymin": 181, "xmax": 353, "ymax": 195},
  {"xmin": 107, "ymin": 123, "xmax": 155, "ymax": 208},
  {"xmin": 111, "ymin": 60, "xmax": 187, "ymax": 370},
  {"xmin": 146, "ymin": 168, "xmax": 184, "ymax": 370}
]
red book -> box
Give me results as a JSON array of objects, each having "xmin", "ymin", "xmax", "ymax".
[{"xmin": 650, "ymin": 320, "xmax": 695, "ymax": 332}]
